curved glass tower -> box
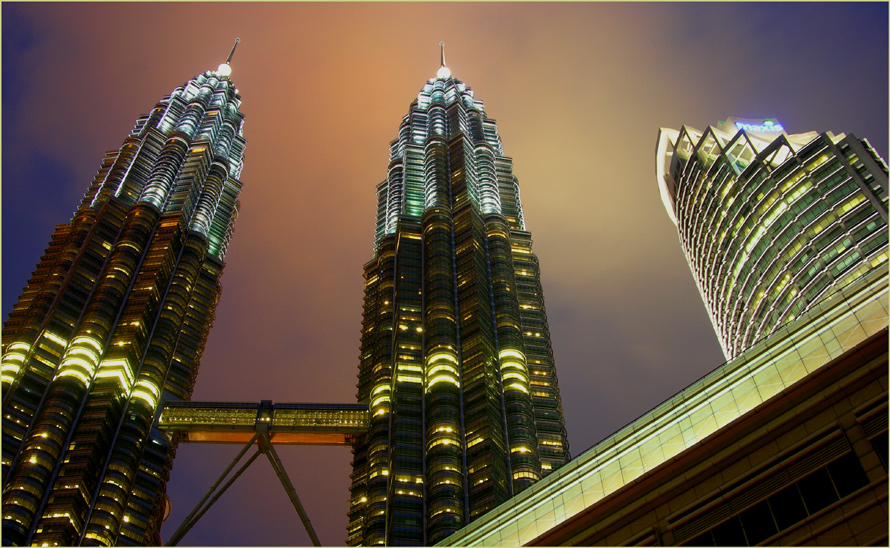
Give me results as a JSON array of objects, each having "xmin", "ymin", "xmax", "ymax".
[
  {"xmin": 348, "ymin": 49, "xmax": 569, "ymax": 546},
  {"xmin": 1, "ymin": 57, "xmax": 246, "ymax": 546},
  {"xmin": 656, "ymin": 117, "xmax": 888, "ymax": 359}
]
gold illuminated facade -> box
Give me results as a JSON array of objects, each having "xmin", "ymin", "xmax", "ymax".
[
  {"xmin": 347, "ymin": 49, "xmax": 569, "ymax": 546},
  {"xmin": 1, "ymin": 58, "xmax": 245, "ymax": 546}
]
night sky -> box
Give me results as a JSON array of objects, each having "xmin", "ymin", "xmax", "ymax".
[{"xmin": 3, "ymin": 3, "xmax": 887, "ymax": 546}]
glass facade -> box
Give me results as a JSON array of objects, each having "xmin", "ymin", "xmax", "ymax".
[
  {"xmin": 347, "ymin": 60, "xmax": 570, "ymax": 546},
  {"xmin": 1, "ymin": 64, "xmax": 246, "ymax": 546},
  {"xmin": 656, "ymin": 118, "xmax": 888, "ymax": 359}
]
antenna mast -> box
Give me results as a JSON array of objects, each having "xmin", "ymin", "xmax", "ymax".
[{"xmin": 226, "ymin": 38, "xmax": 241, "ymax": 64}]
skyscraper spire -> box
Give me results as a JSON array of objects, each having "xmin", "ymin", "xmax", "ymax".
[
  {"xmin": 436, "ymin": 41, "xmax": 451, "ymax": 79},
  {"xmin": 217, "ymin": 37, "xmax": 240, "ymax": 78},
  {"xmin": 226, "ymin": 37, "xmax": 240, "ymax": 64}
]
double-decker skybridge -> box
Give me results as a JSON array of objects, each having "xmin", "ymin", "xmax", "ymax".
[{"xmin": 158, "ymin": 401, "xmax": 368, "ymax": 546}]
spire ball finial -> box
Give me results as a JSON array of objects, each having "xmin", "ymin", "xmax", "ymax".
[
  {"xmin": 436, "ymin": 41, "xmax": 451, "ymax": 79},
  {"xmin": 217, "ymin": 38, "xmax": 240, "ymax": 78}
]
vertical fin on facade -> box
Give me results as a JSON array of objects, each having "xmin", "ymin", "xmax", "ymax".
[{"xmin": 658, "ymin": 119, "xmax": 889, "ymax": 359}]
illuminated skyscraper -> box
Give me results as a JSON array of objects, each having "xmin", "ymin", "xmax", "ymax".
[
  {"xmin": 347, "ymin": 46, "xmax": 570, "ymax": 546},
  {"xmin": 656, "ymin": 117, "xmax": 888, "ymax": 358},
  {"xmin": 1, "ymin": 48, "xmax": 246, "ymax": 546}
]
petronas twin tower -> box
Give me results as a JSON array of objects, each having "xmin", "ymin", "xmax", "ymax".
[
  {"xmin": 347, "ymin": 50, "xmax": 569, "ymax": 545},
  {"xmin": 2, "ymin": 59, "xmax": 245, "ymax": 545},
  {"xmin": 2, "ymin": 45, "xmax": 569, "ymax": 546}
]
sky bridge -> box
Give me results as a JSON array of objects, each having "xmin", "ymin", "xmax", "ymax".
[
  {"xmin": 158, "ymin": 400, "xmax": 369, "ymax": 445},
  {"xmin": 158, "ymin": 401, "xmax": 368, "ymax": 546}
]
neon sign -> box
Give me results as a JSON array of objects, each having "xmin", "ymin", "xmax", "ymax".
[{"xmin": 735, "ymin": 119, "xmax": 784, "ymax": 133}]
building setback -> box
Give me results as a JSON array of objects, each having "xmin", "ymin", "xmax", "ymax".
[
  {"xmin": 656, "ymin": 118, "xmax": 888, "ymax": 359},
  {"xmin": 1, "ymin": 56, "xmax": 246, "ymax": 546},
  {"xmin": 347, "ymin": 48, "xmax": 570, "ymax": 546}
]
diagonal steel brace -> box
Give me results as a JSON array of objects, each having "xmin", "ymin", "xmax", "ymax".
[
  {"xmin": 258, "ymin": 432, "xmax": 320, "ymax": 546},
  {"xmin": 165, "ymin": 430, "xmax": 321, "ymax": 546},
  {"xmin": 166, "ymin": 432, "xmax": 262, "ymax": 546}
]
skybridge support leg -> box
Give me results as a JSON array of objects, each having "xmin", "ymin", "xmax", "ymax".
[
  {"xmin": 259, "ymin": 432, "xmax": 321, "ymax": 546},
  {"xmin": 166, "ymin": 433, "xmax": 261, "ymax": 546}
]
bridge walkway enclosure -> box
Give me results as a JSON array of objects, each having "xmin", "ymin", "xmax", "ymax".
[
  {"xmin": 159, "ymin": 400, "xmax": 369, "ymax": 444},
  {"xmin": 157, "ymin": 401, "xmax": 369, "ymax": 546}
]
